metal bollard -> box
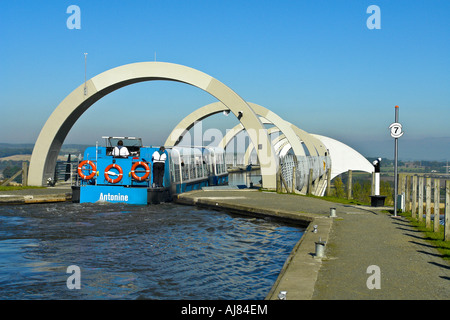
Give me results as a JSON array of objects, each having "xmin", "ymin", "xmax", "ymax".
[
  {"xmin": 330, "ymin": 207, "xmax": 337, "ymax": 217},
  {"xmin": 315, "ymin": 238, "xmax": 326, "ymax": 258},
  {"xmin": 278, "ymin": 291, "xmax": 287, "ymax": 300}
]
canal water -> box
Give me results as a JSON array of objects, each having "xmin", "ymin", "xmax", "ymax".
[
  {"xmin": 228, "ymin": 169, "xmax": 262, "ymax": 188},
  {"xmin": 0, "ymin": 197, "xmax": 304, "ymax": 300}
]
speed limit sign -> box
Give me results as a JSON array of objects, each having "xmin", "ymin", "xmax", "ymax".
[{"xmin": 389, "ymin": 122, "xmax": 404, "ymax": 138}]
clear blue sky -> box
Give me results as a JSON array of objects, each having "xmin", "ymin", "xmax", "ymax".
[{"xmin": 1, "ymin": 1, "xmax": 449, "ymax": 160}]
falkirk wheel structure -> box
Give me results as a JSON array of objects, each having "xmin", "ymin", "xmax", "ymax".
[
  {"xmin": 165, "ymin": 101, "xmax": 373, "ymax": 195},
  {"xmin": 28, "ymin": 61, "xmax": 374, "ymax": 195}
]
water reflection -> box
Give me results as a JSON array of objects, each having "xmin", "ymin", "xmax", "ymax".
[
  {"xmin": 228, "ymin": 170, "xmax": 262, "ymax": 188},
  {"xmin": 0, "ymin": 202, "xmax": 303, "ymax": 300}
]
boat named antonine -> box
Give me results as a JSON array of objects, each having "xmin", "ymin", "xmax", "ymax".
[{"xmin": 72, "ymin": 136, "xmax": 228, "ymax": 205}]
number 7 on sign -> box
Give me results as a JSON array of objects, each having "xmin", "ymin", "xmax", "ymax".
[{"xmin": 389, "ymin": 122, "xmax": 404, "ymax": 138}]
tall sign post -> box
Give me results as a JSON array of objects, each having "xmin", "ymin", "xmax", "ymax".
[{"xmin": 389, "ymin": 105, "xmax": 404, "ymax": 216}]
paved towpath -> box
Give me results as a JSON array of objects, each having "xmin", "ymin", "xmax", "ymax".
[{"xmin": 311, "ymin": 204, "xmax": 450, "ymax": 299}]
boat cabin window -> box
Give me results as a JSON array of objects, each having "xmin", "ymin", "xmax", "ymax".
[{"xmin": 103, "ymin": 136, "xmax": 143, "ymax": 157}]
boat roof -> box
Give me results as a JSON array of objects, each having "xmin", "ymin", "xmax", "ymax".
[{"xmin": 102, "ymin": 136, "xmax": 143, "ymax": 147}]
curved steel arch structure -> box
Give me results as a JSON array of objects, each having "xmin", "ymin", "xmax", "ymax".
[
  {"xmin": 223, "ymin": 117, "xmax": 329, "ymax": 195},
  {"xmin": 241, "ymin": 124, "xmax": 293, "ymax": 165},
  {"xmin": 210, "ymin": 112, "xmax": 372, "ymax": 195},
  {"xmin": 261, "ymin": 133, "xmax": 373, "ymax": 179},
  {"xmin": 165, "ymin": 101, "xmax": 326, "ymax": 158},
  {"xmin": 28, "ymin": 62, "xmax": 277, "ymax": 188},
  {"xmin": 165, "ymin": 101, "xmax": 332, "ymax": 195}
]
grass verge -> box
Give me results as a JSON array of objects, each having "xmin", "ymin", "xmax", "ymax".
[
  {"xmin": 398, "ymin": 211, "xmax": 450, "ymax": 261},
  {"xmin": 0, "ymin": 186, "xmax": 45, "ymax": 192}
]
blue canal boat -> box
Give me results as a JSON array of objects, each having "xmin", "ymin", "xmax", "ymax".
[{"xmin": 71, "ymin": 137, "xmax": 228, "ymax": 205}]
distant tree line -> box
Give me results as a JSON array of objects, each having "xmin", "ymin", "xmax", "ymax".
[
  {"xmin": 367, "ymin": 158, "xmax": 449, "ymax": 173},
  {"xmin": 0, "ymin": 148, "xmax": 33, "ymax": 158},
  {"xmin": 331, "ymin": 176, "xmax": 393, "ymax": 206}
]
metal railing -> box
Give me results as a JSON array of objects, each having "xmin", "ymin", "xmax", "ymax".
[
  {"xmin": 54, "ymin": 161, "xmax": 78, "ymax": 185},
  {"xmin": 279, "ymin": 155, "xmax": 331, "ymax": 194}
]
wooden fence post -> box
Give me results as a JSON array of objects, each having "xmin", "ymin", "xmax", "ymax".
[
  {"xmin": 445, "ymin": 180, "xmax": 449, "ymax": 241},
  {"xmin": 22, "ymin": 162, "xmax": 28, "ymax": 187},
  {"xmin": 426, "ymin": 177, "xmax": 431, "ymax": 229},
  {"xmin": 412, "ymin": 175, "xmax": 417, "ymax": 219},
  {"xmin": 326, "ymin": 168, "xmax": 331, "ymax": 196},
  {"xmin": 280, "ymin": 173, "xmax": 289, "ymax": 193},
  {"xmin": 418, "ymin": 176, "xmax": 424, "ymax": 222},
  {"xmin": 276, "ymin": 168, "xmax": 282, "ymax": 193},
  {"xmin": 347, "ymin": 170, "xmax": 352, "ymax": 200},
  {"xmin": 406, "ymin": 175, "xmax": 411, "ymax": 212},
  {"xmin": 434, "ymin": 178, "xmax": 441, "ymax": 232},
  {"xmin": 400, "ymin": 173, "xmax": 406, "ymax": 197}
]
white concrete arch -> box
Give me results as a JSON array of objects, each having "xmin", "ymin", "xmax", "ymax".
[
  {"xmin": 270, "ymin": 132, "xmax": 374, "ymax": 177},
  {"xmin": 241, "ymin": 126, "xmax": 308, "ymax": 165},
  {"xmin": 28, "ymin": 62, "xmax": 277, "ymax": 188},
  {"xmin": 166, "ymin": 101, "xmax": 318, "ymax": 159},
  {"xmin": 243, "ymin": 124, "xmax": 291, "ymax": 165},
  {"xmin": 167, "ymin": 101, "xmax": 324, "ymax": 159},
  {"xmin": 262, "ymin": 132, "xmax": 373, "ymax": 179},
  {"xmin": 220, "ymin": 115, "xmax": 328, "ymax": 159},
  {"xmin": 247, "ymin": 103, "xmax": 326, "ymax": 157},
  {"xmin": 273, "ymin": 134, "xmax": 294, "ymax": 157},
  {"xmin": 165, "ymin": 101, "xmax": 332, "ymax": 196}
]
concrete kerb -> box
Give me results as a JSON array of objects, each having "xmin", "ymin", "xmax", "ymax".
[
  {"xmin": 176, "ymin": 195, "xmax": 314, "ymax": 227},
  {"xmin": 0, "ymin": 192, "xmax": 72, "ymax": 204},
  {"xmin": 174, "ymin": 190, "xmax": 335, "ymax": 300}
]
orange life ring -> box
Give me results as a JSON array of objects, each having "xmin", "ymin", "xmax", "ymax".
[
  {"xmin": 104, "ymin": 163, "xmax": 123, "ymax": 184},
  {"xmin": 78, "ymin": 160, "xmax": 97, "ymax": 180},
  {"xmin": 131, "ymin": 161, "xmax": 150, "ymax": 181}
]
